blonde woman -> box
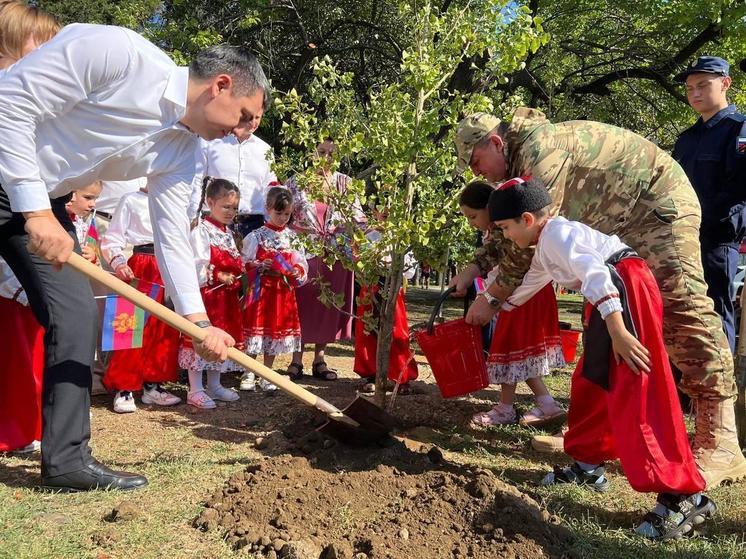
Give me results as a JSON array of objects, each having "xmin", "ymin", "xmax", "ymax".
[{"xmin": 0, "ymin": 1, "xmax": 59, "ymax": 71}]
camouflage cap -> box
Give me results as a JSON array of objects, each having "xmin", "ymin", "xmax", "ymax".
[{"xmin": 454, "ymin": 113, "xmax": 502, "ymax": 173}]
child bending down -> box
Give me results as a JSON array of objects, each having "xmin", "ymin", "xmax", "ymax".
[
  {"xmin": 489, "ymin": 176, "xmax": 714, "ymax": 541},
  {"xmin": 458, "ymin": 181, "xmax": 565, "ymax": 426},
  {"xmin": 241, "ymin": 187, "xmax": 307, "ymax": 391}
]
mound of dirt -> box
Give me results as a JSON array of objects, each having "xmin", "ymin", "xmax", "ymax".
[{"xmin": 194, "ymin": 437, "xmax": 573, "ymax": 559}]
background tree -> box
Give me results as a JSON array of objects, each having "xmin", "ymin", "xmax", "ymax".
[{"xmin": 271, "ymin": 0, "xmax": 544, "ymax": 403}]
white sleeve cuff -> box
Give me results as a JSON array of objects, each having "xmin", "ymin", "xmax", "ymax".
[
  {"xmin": 5, "ymin": 181, "xmax": 51, "ymax": 213},
  {"xmin": 597, "ymin": 297, "xmax": 623, "ymax": 319},
  {"xmin": 501, "ymin": 300, "xmax": 517, "ymax": 312},
  {"xmin": 171, "ymin": 289, "xmax": 206, "ymax": 317}
]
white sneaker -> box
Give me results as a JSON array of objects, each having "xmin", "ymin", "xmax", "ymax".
[
  {"xmin": 14, "ymin": 440, "xmax": 40, "ymax": 454},
  {"xmin": 141, "ymin": 385, "xmax": 182, "ymax": 406},
  {"xmin": 113, "ymin": 390, "xmax": 137, "ymax": 413},
  {"xmin": 187, "ymin": 390, "xmax": 216, "ymax": 410},
  {"xmin": 239, "ymin": 372, "xmax": 256, "ymax": 391},
  {"xmin": 206, "ymin": 385, "xmax": 240, "ymax": 402},
  {"xmin": 258, "ymin": 378, "xmax": 278, "ymax": 394}
]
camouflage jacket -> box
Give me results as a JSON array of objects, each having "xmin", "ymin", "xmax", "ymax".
[
  {"xmin": 486, "ymin": 107, "xmax": 692, "ymax": 288},
  {"xmin": 472, "ymin": 228, "xmax": 506, "ymax": 276}
]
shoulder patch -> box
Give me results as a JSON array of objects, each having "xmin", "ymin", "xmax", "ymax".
[{"xmin": 737, "ymin": 136, "xmax": 746, "ymax": 154}]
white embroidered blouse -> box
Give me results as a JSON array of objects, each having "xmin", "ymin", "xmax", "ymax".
[{"xmin": 503, "ymin": 217, "xmax": 628, "ymax": 319}]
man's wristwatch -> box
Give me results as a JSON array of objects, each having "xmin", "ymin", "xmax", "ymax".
[
  {"xmin": 194, "ymin": 320, "xmax": 212, "ymax": 329},
  {"xmin": 481, "ymin": 291, "xmax": 500, "ymax": 308}
]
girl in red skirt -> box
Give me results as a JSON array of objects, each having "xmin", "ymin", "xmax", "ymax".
[
  {"xmin": 491, "ymin": 176, "xmax": 713, "ymax": 540},
  {"xmin": 458, "ymin": 181, "xmax": 564, "ymax": 427},
  {"xmin": 0, "ymin": 259, "xmax": 43, "ymax": 453},
  {"xmin": 242, "ymin": 186, "xmax": 307, "ymax": 389},
  {"xmin": 354, "ymin": 228, "xmax": 418, "ymax": 393},
  {"xmin": 100, "ymin": 188, "xmax": 181, "ymax": 413},
  {"xmin": 180, "ymin": 178, "xmax": 244, "ymax": 409}
]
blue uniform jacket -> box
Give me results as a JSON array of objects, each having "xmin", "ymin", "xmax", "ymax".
[{"xmin": 673, "ymin": 104, "xmax": 746, "ymax": 244}]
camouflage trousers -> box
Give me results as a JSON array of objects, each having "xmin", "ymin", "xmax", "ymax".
[{"xmin": 619, "ymin": 180, "xmax": 736, "ymax": 400}]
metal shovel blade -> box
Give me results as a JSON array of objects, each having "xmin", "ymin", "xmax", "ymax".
[{"xmin": 318, "ymin": 396, "xmax": 397, "ymax": 446}]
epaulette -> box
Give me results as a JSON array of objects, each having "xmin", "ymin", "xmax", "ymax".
[{"xmin": 724, "ymin": 111, "xmax": 746, "ymax": 123}]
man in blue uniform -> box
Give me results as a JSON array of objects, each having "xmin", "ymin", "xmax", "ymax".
[{"xmin": 673, "ymin": 56, "xmax": 746, "ymax": 352}]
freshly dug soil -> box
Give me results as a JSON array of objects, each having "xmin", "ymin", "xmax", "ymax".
[{"xmin": 194, "ymin": 430, "xmax": 574, "ymax": 559}]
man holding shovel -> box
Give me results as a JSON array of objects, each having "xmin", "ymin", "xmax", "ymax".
[
  {"xmin": 0, "ymin": 23, "xmax": 270, "ymax": 492},
  {"xmin": 452, "ymin": 108, "xmax": 746, "ymax": 488}
]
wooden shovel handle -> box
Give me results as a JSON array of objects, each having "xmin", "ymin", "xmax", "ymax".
[{"xmin": 67, "ymin": 252, "xmax": 356, "ymax": 425}]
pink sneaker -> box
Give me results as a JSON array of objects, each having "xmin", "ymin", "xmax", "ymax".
[{"xmin": 187, "ymin": 390, "xmax": 216, "ymax": 410}]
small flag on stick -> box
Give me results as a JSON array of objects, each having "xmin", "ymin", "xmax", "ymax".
[
  {"xmin": 473, "ymin": 277, "xmax": 486, "ymax": 293},
  {"xmin": 86, "ymin": 219, "xmax": 99, "ymax": 250},
  {"xmin": 101, "ymin": 279, "xmax": 162, "ymax": 351}
]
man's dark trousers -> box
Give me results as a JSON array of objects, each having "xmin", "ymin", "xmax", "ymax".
[
  {"xmin": 701, "ymin": 237, "xmax": 739, "ymax": 353},
  {"xmin": 0, "ymin": 187, "xmax": 97, "ymax": 477}
]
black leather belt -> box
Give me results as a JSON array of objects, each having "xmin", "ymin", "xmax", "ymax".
[{"xmin": 133, "ymin": 244, "xmax": 155, "ymax": 255}]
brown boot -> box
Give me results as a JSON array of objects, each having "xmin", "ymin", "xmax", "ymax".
[
  {"xmin": 530, "ymin": 426, "xmax": 568, "ymax": 454},
  {"xmin": 693, "ymin": 396, "xmax": 746, "ymax": 488}
]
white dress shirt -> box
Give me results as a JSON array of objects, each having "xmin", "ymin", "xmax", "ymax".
[
  {"xmin": 188, "ymin": 135, "xmax": 277, "ymax": 219},
  {"xmin": 101, "ymin": 191, "xmax": 155, "ymax": 271},
  {"xmin": 503, "ymin": 217, "xmax": 628, "ymax": 319},
  {"xmin": 0, "ymin": 24, "xmax": 205, "ymax": 315},
  {"xmin": 97, "ymin": 178, "xmax": 147, "ymax": 215}
]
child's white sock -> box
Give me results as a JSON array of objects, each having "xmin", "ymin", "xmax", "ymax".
[
  {"xmin": 188, "ymin": 369, "xmax": 204, "ymax": 393},
  {"xmin": 206, "ymin": 370, "xmax": 223, "ymax": 391}
]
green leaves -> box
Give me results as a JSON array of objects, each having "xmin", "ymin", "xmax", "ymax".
[{"xmin": 272, "ymin": 0, "xmax": 538, "ymax": 284}]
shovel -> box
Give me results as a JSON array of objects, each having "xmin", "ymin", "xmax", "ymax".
[
  {"xmin": 735, "ymin": 285, "xmax": 746, "ymax": 449},
  {"xmin": 67, "ymin": 252, "xmax": 395, "ymax": 445}
]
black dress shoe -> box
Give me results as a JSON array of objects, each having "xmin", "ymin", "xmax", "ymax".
[{"xmin": 41, "ymin": 460, "xmax": 148, "ymax": 492}]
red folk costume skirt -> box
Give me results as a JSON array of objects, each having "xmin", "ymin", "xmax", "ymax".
[
  {"xmin": 487, "ymin": 282, "xmax": 564, "ymax": 384},
  {"xmin": 182, "ymin": 246, "xmax": 244, "ymax": 351},
  {"xmin": 180, "ymin": 246, "xmax": 245, "ymax": 373},
  {"xmin": 243, "ymin": 248, "xmax": 302, "ymax": 356},
  {"xmin": 0, "ymin": 297, "xmax": 43, "ymax": 452},
  {"xmin": 354, "ymin": 285, "xmax": 418, "ymax": 383},
  {"xmin": 103, "ymin": 252, "xmax": 180, "ymax": 392},
  {"xmin": 563, "ymin": 257, "xmax": 704, "ymax": 494}
]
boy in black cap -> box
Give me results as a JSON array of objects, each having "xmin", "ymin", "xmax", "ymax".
[
  {"xmin": 488, "ymin": 176, "xmax": 715, "ymax": 540},
  {"xmin": 673, "ymin": 56, "xmax": 746, "ymax": 352}
]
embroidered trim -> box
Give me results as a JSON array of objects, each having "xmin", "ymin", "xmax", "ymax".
[
  {"xmin": 244, "ymin": 335, "xmax": 301, "ymax": 356},
  {"xmin": 487, "ymin": 342, "xmax": 565, "ymax": 384},
  {"xmin": 199, "ymin": 219, "xmax": 241, "ymax": 259},
  {"xmin": 248, "ymin": 225, "xmax": 304, "ymax": 253},
  {"xmin": 178, "ymin": 348, "xmax": 241, "ymax": 373},
  {"xmin": 593, "ymin": 293, "xmax": 619, "ymax": 307}
]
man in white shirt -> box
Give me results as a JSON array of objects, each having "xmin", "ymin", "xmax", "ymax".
[
  {"xmin": 97, "ymin": 179, "xmax": 146, "ymax": 218},
  {"xmin": 188, "ymin": 100, "xmax": 277, "ymax": 237},
  {"xmin": 0, "ymin": 23, "xmax": 270, "ymax": 492}
]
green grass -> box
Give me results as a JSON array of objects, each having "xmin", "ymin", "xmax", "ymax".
[{"xmin": 1, "ymin": 287, "xmax": 744, "ymax": 558}]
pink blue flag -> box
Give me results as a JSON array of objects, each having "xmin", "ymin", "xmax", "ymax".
[{"xmin": 473, "ymin": 277, "xmax": 486, "ymax": 293}]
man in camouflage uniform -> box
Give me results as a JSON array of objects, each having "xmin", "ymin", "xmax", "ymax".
[{"xmin": 453, "ymin": 108, "xmax": 746, "ymax": 488}]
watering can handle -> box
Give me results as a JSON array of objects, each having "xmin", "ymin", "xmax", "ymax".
[{"xmin": 426, "ymin": 286, "xmax": 457, "ymax": 335}]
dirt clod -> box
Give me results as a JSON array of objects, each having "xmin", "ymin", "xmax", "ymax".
[{"xmin": 104, "ymin": 501, "xmax": 139, "ymax": 523}]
